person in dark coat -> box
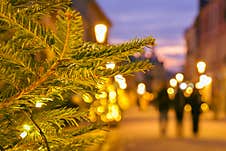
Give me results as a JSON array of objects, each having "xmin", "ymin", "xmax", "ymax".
[
  {"xmin": 174, "ymin": 88, "xmax": 186, "ymax": 137},
  {"xmin": 186, "ymin": 88, "xmax": 202, "ymax": 136},
  {"xmin": 156, "ymin": 86, "xmax": 171, "ymax": 136}
]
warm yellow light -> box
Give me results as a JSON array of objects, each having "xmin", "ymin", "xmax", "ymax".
[
  {"xmin": 167, "ymin": 87, "xmax": 175, "ymax": 95},
  {"xmin": 137, "ymin": 83, "xmax": 146, "ymax": 95},
  {"xmin": 100, "ymin": 115, "xmax": 108, "ymax": 122},
  {"xmin": 20, "ymin": 131, "xmax": 28, "ymax": 139},
  {"xmin": 185, "ymin": 87, "xmax": 193, "ymax": 95},
  {"xmin": 197, "ymin": 61, "xmax": 206, "ymax": 74},
  {"xmin": 88, "ymin": 111, "xmax": 97, "ymax": 122},
  {"xmin": 115, "ymin": 114, "xmax": 122, "ymax": 122},
  {"xmin": 201, "ymin": 103, "xmax": 209, "ymax": 112},
  {"xmin": 35, "ymin": 102, "xmax": 44, "ymax": 108},
  {"xmin": 143, "ymin": 92, "xmax": 154, "ymax": 101},
  {"xmin": 95, "ymin": 91, "xmax": 107, "ymax": 99},
  {"xmin": 82, "ymin": 93, "xmax": 93, "ymax": 103},
  {"xmin": 114, "ymin": 74, "xmax": 127, "ymax": 89},
  {"xmin": 97, "ymin": 106, "xmax": 105, "ymax": 114},
  {"xmin": 184, "ymin": 87, "xmax": 193, "ymax": 97},
  {"xmin": 195, "ymin": 82, "xmax": 204, "ymax": 89},
  {"xmin": 119, "ymin": 82, "xmax": 127, "ymax": 89},
  {"xmin": 114, "ymin": 74, "xmax": 125, "ymax": 82},
  {"xmin": 184, "ymin": 104, "xmax": 192, "ymax": 112},
  {"xmin": 94, "ymin": 24, "xmax": 107, "ymax": 43},
  {"xmin": 169, "ymin": 78, "xmax": 177, "ymax": 87},
  {"xmin": 199, "ymin": 74, "xmax": 212, "ymax": 86},
  {"xmin": 109, "ymin": 91, "xmax": 117, "ymax": 100},
  {"xmin": 179, "ymin": 82, "xmax": 187, "ymax": 90},
  {"xmin": 23, "ymin": 124, "xmax": 31, "ymax": 131},
  {"xmin": 175, "ymin": 73, "xmax": 184, "ymax": 82},
  {"xmin": 106, "ymin": 62, "xmax": 115, "ymax": 69}
]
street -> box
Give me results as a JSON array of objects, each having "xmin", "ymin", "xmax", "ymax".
[{"xmin": 100, "ymin": 106, "xmax": 226, "ymax": 151}]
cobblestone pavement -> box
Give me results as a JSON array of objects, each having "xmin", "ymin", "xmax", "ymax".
[{"xmin": 100, "ymin": 106, "xmax": 226, "ymax": 151}]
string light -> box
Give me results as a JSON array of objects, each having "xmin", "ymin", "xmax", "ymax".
[
  {"xmin": 35, "ymin": 102, "xmax": 44, "ymax": 108},
  {"xmin": 20, "ymin": 131, "xmax": 28, "ymax": 139},
  {"xmin": 23, "ymin": 124, "xmax": 31, "ymax": 131}
]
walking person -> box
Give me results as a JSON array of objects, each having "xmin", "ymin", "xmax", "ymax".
[
  {"xmin": 186, "ymin": 88, "xmax": 202, "ymax": 137},
  {"xmin": 174, "ymin": 88, "xmax": 186, "ymax": 137},
  {"xmin": 155, "ymin": 86, "xmax": 170, "ymax": 136}
]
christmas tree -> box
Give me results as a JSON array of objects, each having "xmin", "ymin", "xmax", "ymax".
[{"xmin": 0, "ymin": 0, "xmax": 155, "ymax": 150}]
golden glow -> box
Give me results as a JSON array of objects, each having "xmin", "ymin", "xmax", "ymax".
[
  {"xmin": 184, "ymin": 104, "xmax": 192, "ymax": 112},
  {"xmin": 195, "ymin": 82, "xmax": 204, "ymax": 89},
  {"xmin": 175, "ymin": 73, "xmax": 184, "ymax": 82},
  {"xmin": 119, "ymin": 82, "xmax": 127, "ymax": 89},
  {"xmin": 201, "ymin": 103, "xmax": 209, "ymax": 112},
  {"xmin": 95, "ymin": 91, "xmax": 107, "ymax": 99},
  {"xmin": 23, "ymin": 124, "xmax": 31, "ymax": 131},
  {"xmin": 89, "ymin": 110, "xmax": 97, "ymax": 122},
  {"xmin": 167, "ymin": 87, "xmax": 175, "ymax": 95},
  {"xmin": 100, "ymin": 99, "xmax": 107, "ymax": 105},
  {"xmin": 101, "ymin": 115, "xmax": 108, "ymax": 122},
  {"xmin": 137, "ymin": 83, "xmax": 146, "ymax": 95},
  {"xmin": 97, "ymin": 106, "xmax": 105, "ymax": 114},
  {"xmin": 199, "ymin": 74, "xmax": 212, "ymax": 86},
  {"xmin": 106, "ymin": 62, "xmax": 115, "ymax": 69},
  {"xmin": 114, "ymin": 74, "xmax": 127, "ymax": 89},
  {"xmin": 114, "ymin": 74, "xmax": 124, "ymax": 82},
  {"xmin": 94, "ymin": 24, "xmax": 107, "ymax": 43},
  {"xmin": 184, "ymin": 87, "xmax": 193, "ymax": 97},
  {"xmin": 169, "ymin": 78, "xmax": 177, "ymax": 87},
  {"xmin": 143, "ymin": 92, "xmax": 154, "ymax": 101},
  {"xmin": 115, "ymin": 114, "xmax": 122, "ymax": 122},
  {"xmin": 35, "ymin": 102, "xmax": 44, "ymax": 108},
  {"xmin": 82, "ymin": 93, "xmax": 93, "ymax": 103},
  {"xmin": 109, "ymin": 91, "xmax": 117, "ymax": 100},
  {"xmin": 106, "ymin": 104, "xmax": 121, "ymax": 122},
  {"xmin": 197, "ymin": 61, "xmax": 206, "ymax": 74},
  {"xmin": 20, "ymin": 131, "xmax": 28, "ymax": 139}
]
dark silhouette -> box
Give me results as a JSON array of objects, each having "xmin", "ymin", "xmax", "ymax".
[
  {"xmin": 174, "ymin": 88, "xmax": 186, "ymax": 137},
  {"xmin": 155, "ymin": 87, "xmax": 171, "ymax": 136},
  {"xmin": 186, "ymin": 88, "xmax": 202, "ymax": 136}
]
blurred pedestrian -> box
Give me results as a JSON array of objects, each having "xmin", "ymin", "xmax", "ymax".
[
  {"xmin": 174, "ymin": 88, "xmax": 186, "ymax": 137},
  {"xmin": 186, "ymin": 88, "xmax": 202, "ymax": 136},
  {"xmin": 155, "ymin": 86, "xmax": 170, "ymax": 136}
]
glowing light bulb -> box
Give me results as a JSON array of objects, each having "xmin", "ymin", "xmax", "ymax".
[
  {"xmin": 137, "ymin": 83, "xmax": 146, "ymax": 95},
  {"xmin": 35, "ymin": 102, "xmax": 43, "ymax": 108},
  {"xmin": 106, "ymin": 62, "xmax": 115, "ymax": 69},
  {"xmin": 94, "ymin": 24, "xmax": 107, "ymax": 43},
  {"xmin": 175, "ymin": 73, "xmax": 184, "ymax": 82},
  {"xmin": 20, "ymin": 131, "xmax": 28, "ymax": 139},
  {"xmin": 169, "ymin": 78, "xmax": 177, "ymax": 87},
  {"xmin": 23, "ymin": 124, "xmax": 31, "ymax": 131}
]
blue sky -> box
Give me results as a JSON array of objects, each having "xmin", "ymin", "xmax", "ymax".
[{"xmin": 96, "ymin": 0, "xmax": 198, "ymax": 72}]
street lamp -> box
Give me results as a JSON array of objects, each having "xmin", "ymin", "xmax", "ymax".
[
  {"xmin": 197, "ymin": 61, "xmax": 206, "ymax": 74},
  {"xmin": 94, "ymin": 24, "xmax": 107, "ymax": 43}
]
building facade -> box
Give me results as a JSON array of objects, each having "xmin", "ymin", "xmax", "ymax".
[{"xmin": 184, "ymin": 0, "xmax": 226, "ymax": 118}]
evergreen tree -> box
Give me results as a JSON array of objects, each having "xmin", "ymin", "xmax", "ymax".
[{"xmin": 0, "ymin": 0, "xmax": 155, "ymax": 150}]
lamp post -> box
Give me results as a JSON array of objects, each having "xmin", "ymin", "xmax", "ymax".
[{"xmin": 94, "ymin": 24, "xmax": 107, "ymax": 43}]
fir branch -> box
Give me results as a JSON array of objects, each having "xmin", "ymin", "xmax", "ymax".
[
  {"xmin": 25, "ymin": 111, "xmax": 50, "ymax": 151},
  {"xmin": 60, "ymin": 10, "xmax": 71, "ymax": 59}
]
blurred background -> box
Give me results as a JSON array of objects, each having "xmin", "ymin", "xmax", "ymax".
[{"xmin": 72, "ymin": 0, "xmax": 226, "ymax": 151}]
